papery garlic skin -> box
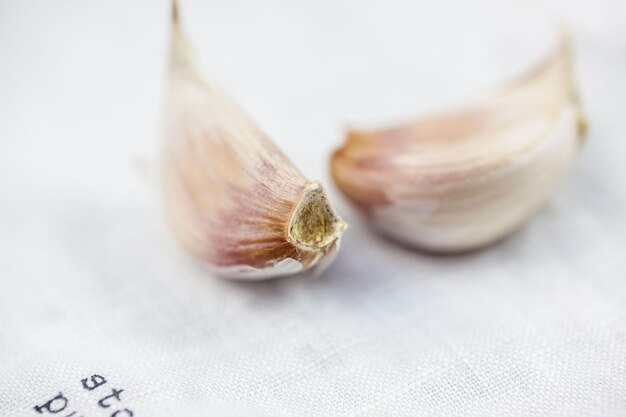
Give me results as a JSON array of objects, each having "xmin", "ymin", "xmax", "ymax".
[
  {"xmin": 330, "ymin": 40, "xmax": 584, "ymax": 252},
  {"xmin": 162, "ymin": 2, "xmax": 346, "ymax": 279}
]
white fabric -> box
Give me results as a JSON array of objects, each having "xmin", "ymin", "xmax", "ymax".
[{"xmin": 1, "ymin": 0, "xmax": 625, "ymax": 416}]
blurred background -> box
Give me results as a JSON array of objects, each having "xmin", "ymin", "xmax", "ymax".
[{"xmin": 1, "ymin": 0, "xmax": 625, "ymax": 416}]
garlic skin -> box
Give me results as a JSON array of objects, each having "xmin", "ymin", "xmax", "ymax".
[
  {"xmin": 330, "ymin": 40, "xmax": 585, "ymax": 253},
  {"xmin": 162, "ymin": 1, "xmax": 346, "ymax": 279}
]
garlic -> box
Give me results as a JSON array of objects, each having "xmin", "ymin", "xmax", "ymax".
[
  {"xmin": 330, "ymin": 40, "xmax": 585, "ymax": 253},
  {"xmin": 161, "ymin": 1, "xmax": 346, "ymax": 280}
]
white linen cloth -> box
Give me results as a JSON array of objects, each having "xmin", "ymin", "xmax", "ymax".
[{"xmin": 0, "ymin": 0, "xmax": 625, "ymax": 415}]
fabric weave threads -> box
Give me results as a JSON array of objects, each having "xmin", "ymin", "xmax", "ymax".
[{"xmin": 1, "ymin": 0, "xmax": 625, "ymax": 415}]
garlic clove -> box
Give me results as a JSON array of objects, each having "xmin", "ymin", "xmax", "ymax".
[
  {"xmin": 162, "ymin": 1, "xmax": 346, "ymax": 280},
  {"xmin": 330, "ymin": 39, "xmax": 585, "ymax": 253}
]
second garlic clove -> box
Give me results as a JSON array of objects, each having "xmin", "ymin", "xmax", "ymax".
[{"xmin": 330, "ymin": 39, "xmax": 585, "ymax": 253}]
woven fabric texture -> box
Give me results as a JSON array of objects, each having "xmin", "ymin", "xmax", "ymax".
[{"xmin": 1, "ymin": 0, "xmax": 625, "ymax": 416}]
